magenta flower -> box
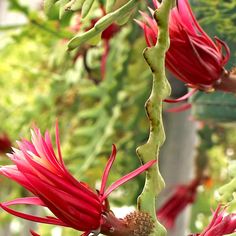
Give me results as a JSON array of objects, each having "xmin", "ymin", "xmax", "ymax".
[
  {"xmin": 189, "ymin": 205, "xmax": 236, "ymax": 236},
  {"xmin": 157, "ymin": 178, "xmax": 200, "ymax": 228},
  {"xmin": 0, "ymin": 123, "xmax": 155, "ymax": 235},
  {"xmin": 137, "ymin": 0, "xmax": 230, "ymax": 93}
]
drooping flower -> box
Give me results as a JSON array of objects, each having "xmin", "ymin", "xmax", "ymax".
[
  {"xmin": 0, "ymin": 133, "xmax": 12, "ymax": 154},
  {"xmin": 0, "ymin": 122, "xmax": 155, "ymax": 236},
  {"xmin": 157, "ymin": 178, "xmax": 200, "ymax": 228},
  {"xmin": 137, "ymin": 0, "xmax": 230, "ymax": 94},
  {"xmin": 189, "ymin": 205, "xmax": 236, "ymax": 236}
]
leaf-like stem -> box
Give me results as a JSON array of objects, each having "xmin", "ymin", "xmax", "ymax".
[
  {"xmin": 136, "ymin": 0, "xmax": 175, "ymax": 235},
  {"xmin": 67, "ymin": 0, "xmax": 137, "ymax": 50}
]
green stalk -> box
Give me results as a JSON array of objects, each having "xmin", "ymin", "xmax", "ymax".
[
  {"xmin": 67, "ymin": 0, "xmax": 137, "ymax": 50},
  {"xmin": 136, "ymin": 0, "xmax": 175, "ymax": 235}
]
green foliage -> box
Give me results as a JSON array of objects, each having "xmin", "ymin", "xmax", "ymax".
[
  {"xmin": 1, "ymin": 0, "xmax": 236, "ymax": 235},
  {"xmin": 191, "ymin": 91, "xmax": 236, "ymax": 124},
  {"xmin": 67, "ymin": 0, "xmax": 137, "ymax": 50},
  {"xmin": 43, "ymin": 0, "xmax": 138, "ymax": 50},
  {"xmin": 190, "ymin": 125, "xmax": 236, "ymax": 232},
  {"xmin": 0, "ymin": 2, "xmax": 152, "ymax": 235},
  {"xmin": 189, "ymin": 2, "xmax": 236, "ymax": 230},
  {"xmin": 193, "ymin": 0, "xmax": 236, "ymax": 42},
  {"xmin": 216, "ymin": 160, "xmax": 236, "ymax": 203}
]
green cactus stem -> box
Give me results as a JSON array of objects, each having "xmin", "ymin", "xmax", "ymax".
[
  {"xmin": 136, "ymin": 0, "xmax": 175, "ymax": 235},
  {"xmin": 67, "ymin": 0, "xmax": 137, "ymax": 50},
  {"xmin": 216, "ymin": 160, "xmax": 236, "ymax": 203}
]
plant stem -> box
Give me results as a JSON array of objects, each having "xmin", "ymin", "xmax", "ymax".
[
  {"xmin": 68, "ymin": 0, "xmax": 137, "ymax": 50},
  {"xmin": 101, "ymin": 212, "xmax": 133, "ymax": 236},
  {"xmin": 136, "ymin": 0, "xmax": 175, "ymax": 235},
  {"xmin": 214, "ymin": 70, "xmax": 236, "ymax": 93}
]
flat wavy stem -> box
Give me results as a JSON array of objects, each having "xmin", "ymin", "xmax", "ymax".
[
  {"xmin": 67, "ymin": 0, "xmax": 137, "ymax": 50},
  {"xmin": 136, "ymin": 0, "xmax": 175, "ymax": 235},
  {"xmin": 216, "ymin": 161, "xmax": 236, "ymax": 203}
]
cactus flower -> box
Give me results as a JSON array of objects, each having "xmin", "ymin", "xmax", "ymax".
[
  {"xmin": 189, "ymin": 205, "xmax": 236, "ymax": 236},
  {"xmin": 137, "ymin": 0, "xmax": 230, "ymax": 93},
  {"xmin": 157, "ymin": 178, "xmax": 200, "ymax": 228},
  {"xmin": 0, "ymin": 123, "xmax": 155, "ymax": 236}
]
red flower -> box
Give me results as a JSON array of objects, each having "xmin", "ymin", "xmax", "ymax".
[
  {"xmin": 189, "ymin": 205, "xmax": 236, "ymax": 236},
  {"xmin": 101, "ymin": 23, "xmax": 120, "ymax": 41},
  {"xmin": 157, "ymin": 178, "xmax": 200, "ymax": 228},
  {"xmin": 137, "ymin": 0, "xmax": 230, "ymax": 92},
  {"xmin": 0, "ymin": 133, "xmax": 12, "ymax": 153},
  {"xmin": 0, "ymin": 122, "xmax": 155, "ymax": 235}
]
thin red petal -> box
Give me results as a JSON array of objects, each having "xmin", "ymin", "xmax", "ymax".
[
  {"xmin": 102, "ymin": 159, "xmax": 156, "ymax": 201},
  {"xmin": 23, "ymin": 173, "xmax": 101, "ymax": 230},
  {"xmin": 176, "ymin": 0, "xmax": 196, "ymax": 35},
  {"xmin": 0, "ymin": 203, "xmax": 67, "ymax": 226},
  {"xmin": 185, "ymin": 32, "xmax": 218, "ymax": 77},
  {"xmin": 3, "ymin": 197, "xmax": 45, "ymax": 207},
  {"xmin": 201, "ymin": 205, "xmax": 224, "ymax": 235},
  {"xmin": 30, "ymin": 229, "xmax": 40, "ymax": 236},
  {"xmin": 214, "ymin": 37, "xmax": 231, "ymax": 66},
  {"xmin": 134, "ymin": 19, "xmax": 145, "ymax": 28},
  {"xmin": 164, "ymin": 88, "xmax": 197, "ymax": 103},
  {"xmin": 55, "ymin": 120, "xmax": 65, "ymax": 167},
  {"xmin": 152, "ymin": 0, "xmax": 160, "ymax": 9},
  {"xmin": 165, "ymin": 103, "xmax": 192, "ymax": 113},
  {"xmin": 0, "ymin": 165, "xmax": 36, "ymax": 194},
  {"xmin": 81, "ymin": 232, "xmax": 91, "ymax": 236},
  {"xmin": 99, "ymin": 144, "xmax": 117, "ymax": 196},
  {"xmin": 21, "ymin": 151, "xmax": 100, "ymax": 206},
  {"xmin": 177, "ymin": 0, "xmax": 217, "ymax": 50}
]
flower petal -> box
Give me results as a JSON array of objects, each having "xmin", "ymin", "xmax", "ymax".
[
  {"xmin": 165, "ymin": 103, "xmax": 192, "ymax": 113},
  {"xmin": 99, "ymin": 144, "xmax": 117, "ymax": 196},
  {"xmin": 102, "ymin": 159, "xmax": 156, "ymax": 201},
  {"xmin": 0, "ymin": 203, "xmax": 67, "ymax": 226},
  {"xmin": 3, "ymin": 197, "xmax": 45, "ymax": 207},
  {"xmin": 164, "ymin": 88, "xmax": 197, "ymax": 103},
  {"xmin": 30, "ymin": 229, "xmax": 40, "ymax": 236}
]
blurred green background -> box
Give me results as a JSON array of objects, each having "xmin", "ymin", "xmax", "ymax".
[{"xmin": 0, "ymin": 0, "xmax": 236, "ymax": 235}]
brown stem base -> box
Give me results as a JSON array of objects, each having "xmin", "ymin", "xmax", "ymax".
[
  {"xmin": 214, "ymin": 70, "xmax": 236, "ymax": 93},
  {"xmin": 100, "ymin": 211, "xmax": 154, "ymax": 236},
  {"xmin": 100, "ymin": 211, "xmax": 133, "ymax": 236}
]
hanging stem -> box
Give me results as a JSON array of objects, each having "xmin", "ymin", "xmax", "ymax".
[
  {"xmin": 136, "ymin": 0, "xmax": 175, "ymax": 235},
  {"xmin": 68, "ymin": 0, "xmax": 137, "ymax": 50}
]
